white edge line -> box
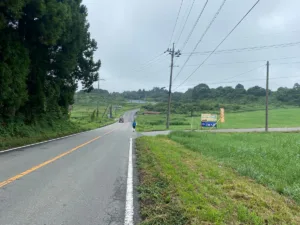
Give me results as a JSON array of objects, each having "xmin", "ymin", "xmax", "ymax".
[
  {"xmin": 124, "ymin": 137, "xmax": 134, "ymax": 225},
  {"xmin": 0, "ymin": 122, "xmax": 117, "ymax": 154}
]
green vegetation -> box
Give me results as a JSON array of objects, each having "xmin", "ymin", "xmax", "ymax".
[
  {"xmin": 0, "ymin": 102, "xmax": 137, "ymax": 151},
  {"xmin": 70, "ymin": 103, "xmax": 138, "ymax": 130},
  {"xmin": 136, "ymin": 108, "xmax": 300, "ymax": 131},
  {"xmin": 127, "ymin": 83, "xmax": 300, "ymax": 107},
  {"xmin": 169, "ymin": 131, "xmax": 300, "ymax": 203},
  {"xmin": 0, "ymin": 1, "xmax": 99, "ymax": 125},
  {"xmin": 0, "ymin": 119, "xmax": 84, "ymax": 151},
  {"xmin": 137, "ymin": 136, "xmax": 300, "ymax": 224}
]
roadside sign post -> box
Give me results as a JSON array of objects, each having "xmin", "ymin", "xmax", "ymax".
[
  {"xmin": 201, "ymin": 114, "xmax": 218, "ymax": 129},
  {"xmin": 191, "ymin": 117, "xmax": 194, "ymax": 130},
  {"xmin": 220, "ymin": 108, "xmax": 225, "ymax": 123}
]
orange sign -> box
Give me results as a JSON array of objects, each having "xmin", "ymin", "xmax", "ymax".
[{"xmin": 220, "ymin": 108, "xmax": 225, "ymax": 123}]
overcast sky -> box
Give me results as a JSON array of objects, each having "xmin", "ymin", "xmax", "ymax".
[{"xmin": 81, "ymin": 0, "xmax": 300, "ymax": 93}]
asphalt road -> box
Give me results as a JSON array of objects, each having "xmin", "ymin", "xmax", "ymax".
[{"xmin": 0, "ymin": 111, "xmax": 139, "ymax": 225}]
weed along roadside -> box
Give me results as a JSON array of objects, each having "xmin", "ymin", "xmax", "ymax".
[
  {"xmin": 136, "ymin": 134, "xmax": 300, "ymax": 224},
  {"xmin": 0, "ymin": 105, "xmax": 137, "ymax": 151}
]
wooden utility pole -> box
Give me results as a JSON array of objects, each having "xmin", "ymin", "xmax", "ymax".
[
  {"xmin": 166, "ymin": 43, "xmax": 181, "ymax": 129},
  {"xmin": 97, "ymin": 73, "xmax": 100, "ymax": 118},
  {"xmin": 96, "ymin": 72, "xmax": 105, "ymax": 118},
  {"xmin": 109, "ymin": 105, "xmax": 113, "ymax": 118},
  {"xmin": 265, "ymin": 61, "xmax": 269, "ymax": 132}
]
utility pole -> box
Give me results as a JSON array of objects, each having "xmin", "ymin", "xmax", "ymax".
[
  {"xmin": 109, "ymin": 105, "xmax": 113, "ymax": 118},
  {"xmin": 265, "ymin": 61, "xmax": 269, "ymax": 132},
  {"xmin": 96, "ymin": 72, "xmax": 105, "ymax": 118},
  {"xmin": 165, "ymin": 43, "xmax": 181, "ymax": 129}
]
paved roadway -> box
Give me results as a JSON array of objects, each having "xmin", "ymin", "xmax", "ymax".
[
  {"xmin": 141, "ymin": 127, "xmax": 300, "ymax": 136},
  {"xmin": 0, "ymin": 111, "xmax": 139, "ymax": 225}
]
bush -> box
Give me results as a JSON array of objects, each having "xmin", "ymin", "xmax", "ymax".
[{"xmin": 90, "ymin": 110, "xmax": 96, "ymax": 121}]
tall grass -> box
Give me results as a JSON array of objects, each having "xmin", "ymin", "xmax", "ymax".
[
  {"xmin": 169, "ymin": 131, "xmax": 300, "ymax": 203},
  {"xmin": 137, "ymin": 136, "xmax": 300, "ymax": 224}
]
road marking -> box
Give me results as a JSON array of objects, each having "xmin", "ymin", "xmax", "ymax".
[
  {"xmin": 124, "ymin": 138, "xmax": 134, "ymax": 225},
  {"xmin": 0, "ymin": 129, "xmax": 117, "ymax": 189}
]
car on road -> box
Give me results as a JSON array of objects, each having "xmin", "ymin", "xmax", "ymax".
[{"xmin": 119, "ymin": 117, "xmax": 124, "ymax": 123}]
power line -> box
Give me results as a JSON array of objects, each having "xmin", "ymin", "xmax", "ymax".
[
  {"xmin": 134, "ymin": 53, "xmax": 167, "ymax": 72},
  {"xmin": 182, "ymin": 41, "xmax": 300, "ymax": 55},
  {"xmin": 272, "ymin": 61, "xmax": 300, "ymax": 65},
  {"xmin": 222, "ymin": 65, "xmax": 265, "ymax": 81},
  {"xmin": 169, "ymin": 0, "xmax": 184, "ymax": 47},
  {"xmin": 173, "ymin": 0, "xmax": 261, "ymax": 91},
  {"xmin": 173, "ymin": 64, "xmax": 264, "ymax": 87},
  {"xmin": 179, "ymin": 75, "xmax": 300, "ymax": 87},
  {"xmin": 180, "ymin": 0, "xmax": 209, "ymax": 51},
  {"xmin": 182, "ymin": 29, "xmax": 300, "ymax": 47},
  {"xmin": 185, "ymin": 56, "xmax": 300, "ymax": 67},
  {"xmin": 175, "ymin": 0, "xmax": 196, "ymax": 46},
  {"xmin": 174, "ymin": 0, "xmax": 227, "ymax": 82}
]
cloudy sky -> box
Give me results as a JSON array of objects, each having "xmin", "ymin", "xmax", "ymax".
[{"xmin": 81, "ymin": 0, "xmax": 300, "ymax": 93}]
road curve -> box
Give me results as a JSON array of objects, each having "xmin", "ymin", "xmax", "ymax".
[{"xmin": 0, "ymin": 111, "xmax": 139, "ymax": 225}]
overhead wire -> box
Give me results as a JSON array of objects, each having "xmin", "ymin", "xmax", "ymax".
[
  {"xmin": 175, "ymin": 0, "xmax": 196, "ymax": 46},
  {"xmin": 174, "ymin": 0, "xmax": 227, "ymax": 82},
  {"xmin": 173, "ymin": 0, "xmax": 261, "ymax": 91},
  {"xmin": 222, "ymin": 64, "xmax": 265, "ymax": 81},
  {"xmin": 182, "ymin": 41, "xmax": 300, "ymax": 55},
  {"xmin": 180, "ymin": 75, "xmax": 300, "ymax": 87},
  {"xmin": 173, "ymin": 64, "xmax": 264, "ymax": 87},
  {"xmin": 272, "ymin": 61, "xmax": 300, "ymax": 65},
  {"xmin": 168, "ymin": 0, "xmax": 184, "ymax": 47},
  {"xmin": 180, "ymin": 0, "xmax": 209, "ymax": 51},
  {"xmin": 134, "ymin": 52, "xmax": 166, "ymax": 72},
  {"xmin": 185, "ymin": 56, "xmax": 300, "ymax": 67}
]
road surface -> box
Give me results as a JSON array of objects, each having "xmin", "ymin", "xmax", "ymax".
[
  {"xmin": 0, "ymin": 111, "xmax": 139, "ymax": 225},
  {"xmin": 141, "ymin": 127, "xmax": 300, "ymax": 136}
]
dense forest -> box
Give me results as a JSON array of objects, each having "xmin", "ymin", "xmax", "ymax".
[{"xmin": 0, "ymin": 0, "xmax": 100, "ymax": 123}]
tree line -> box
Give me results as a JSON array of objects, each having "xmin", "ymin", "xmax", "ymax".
[
  {"xmin": 102, "ymin": 83, "xmax": 300, "ymax": 106},
  {"xmin": 0, "ymin": 0, "xmax": 100, "ymax": 123}
]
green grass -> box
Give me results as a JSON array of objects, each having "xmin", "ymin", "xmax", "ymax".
[
  {"xmin": 169, "ymin": 131, "xmax": 300, "ymax": 204},
  {"xmin": 0, "ymin": 119, "xmax": 86, "ymax": 151},
  {"xmin": 136, "ymin": 108, "xmax": 300, "ymax": 131},
  {"xmin": 137, "ymin": 136, "xmax": 300, "ymax": 224},
  {"xmin": 0, "ymin": 103, "xmax": 138, "ymax": 151},
  {"xmin": 70, "ymin": 103, "xmax": 139, "ymax": 130},
  {"xmin": 136, "ymin": 114, "xmax": 190, "ymax": 132}
]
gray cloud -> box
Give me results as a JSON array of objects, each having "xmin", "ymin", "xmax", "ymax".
[{"xmin": 81, "ymin": 0, "xmax": 300, "ymax": 92}]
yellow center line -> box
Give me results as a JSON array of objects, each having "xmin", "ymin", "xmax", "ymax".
[{"xmin": 0, "ymin": 128, "xmax": 118, "ymax": 189}]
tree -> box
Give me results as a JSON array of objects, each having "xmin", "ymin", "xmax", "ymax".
[
  {"xmin": 247, "ymin": 86, "xmax": 266, "ymax": 97},
  {"xmin": 192, "ymin": 83, "xmax": 210, "ymax": 100},
  {"xmin": 0, "ymin": 0, "xmax": 101, "ymax": 121},
  {"xmin": 0, "ymin": 34, "xmax": 29, "ymax": 117}
]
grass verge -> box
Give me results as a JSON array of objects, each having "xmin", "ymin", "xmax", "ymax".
[
  {"xmin": 137, "ymin": 136, "xmax": 300, "ymax": 224},
  {"xmin": 169, "ymin": 131, "xmax": 300, "ymax": 204},
  {"xmin": 0, "ymin": 104, "xmax": 138, "ymax": 151},
  {"xmin": 0, "ymin": 119, "xmax": 97, "ymax": 151}
]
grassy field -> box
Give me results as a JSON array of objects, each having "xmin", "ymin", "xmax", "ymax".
[
  {"xmin": 0, "ymin": 103, "xmax": 138, "ymax": 151},
  {"xmin": 169, "ymin": 131, "xmax": 300, "ymax": 204},
  {"xmin": 137, "ymin": 136, "xmax": 300, "ymax": 224},
  {"xmin": 70, "ymin": 103, "xmax": 138, "ymax": 129},
  {"xmin": 136, "ymin": 108, "xmax": 300, "ymax": 131}
]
